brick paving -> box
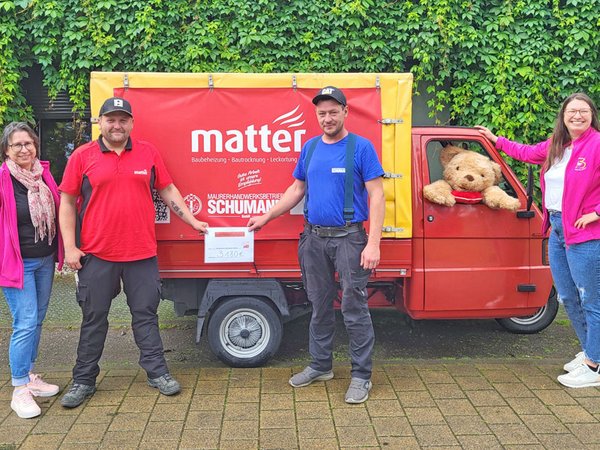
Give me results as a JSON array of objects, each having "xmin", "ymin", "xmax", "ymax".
[{"xmin": 0, "ymin": 361, "xmax": 599, "ymax": 449}]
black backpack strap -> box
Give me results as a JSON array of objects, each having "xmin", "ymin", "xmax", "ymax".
[
  {"xmin": 303, "ymin": 136, "xmax": 320, "ymax": 221},
  {"xmin": 343, "ymin": 133, "xmax": 357, "ymax": 225}
]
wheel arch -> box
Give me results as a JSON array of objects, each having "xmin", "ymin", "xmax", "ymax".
[{"xmin": 196, "ymin": 279, "xmax": 289, "ymax": 342}]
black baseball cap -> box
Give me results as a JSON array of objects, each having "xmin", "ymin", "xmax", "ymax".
[
  {"xmin": 312, "ymin": 86, "xmax": 347, "ymax": 107},
  {"xmin": 99, "ymin": 97, "xmax": 133, "ymax": 117}
]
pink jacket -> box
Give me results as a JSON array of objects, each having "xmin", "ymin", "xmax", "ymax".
[
  {"xmin": 496, "ymin": 127, "xmax": 600, "ymax": 245},
  {"xmin": 0, "ymin": 160, "xmax": 64, "ymax": 289}
]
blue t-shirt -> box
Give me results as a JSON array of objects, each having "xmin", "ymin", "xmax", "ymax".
[{"xmin": 293, "ymin": 134, "xmax": 384, "ymax": 226}]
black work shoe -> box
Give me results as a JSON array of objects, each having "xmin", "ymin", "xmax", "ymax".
[
  {"xmin": 147, "ymin": 373, "xmax": 181, "ymax": 396},
  {"xmin": 60, "ymin": 383, "xmax": 96, "ymax": 408}
]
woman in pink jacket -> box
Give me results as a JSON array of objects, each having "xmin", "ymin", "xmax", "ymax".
[
  {"xmin": 477, "ymin": 93, "xmax": 600, "ymax": 389},
  {"xmin": 0, "ymin": 122, "xmax": 64, "ymax": 418}
]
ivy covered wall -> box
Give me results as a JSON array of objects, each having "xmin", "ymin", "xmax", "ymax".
[{"xmin": 1, "ymin": 0, "xmax": 599, "ymax": 150}]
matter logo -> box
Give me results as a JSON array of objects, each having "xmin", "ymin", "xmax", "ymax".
[
  {"xmin": 184, "ymin": 194, "xmax": 203, "ymax": 216},
  {"xmin": 191, "ymin": 106, "xmax": 306, "ymax": 154}
]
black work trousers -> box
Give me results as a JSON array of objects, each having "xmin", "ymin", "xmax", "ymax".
[
  {"xmin": 298, "ymin": 228, "xmax": 374, "ymax": 380},
  {"xmin": 73, "ymin": 255, "xmax": 168, "ymax": 385}
]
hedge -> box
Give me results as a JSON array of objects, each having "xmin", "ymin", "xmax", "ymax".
[{"xmin": 1, "ymin": 0, "xmax": 599, "ymax": 165}]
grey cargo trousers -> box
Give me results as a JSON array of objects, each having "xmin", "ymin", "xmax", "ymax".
[{"xmin": 298, "ymin": 226, "xmax": 374, "ymax": 380}]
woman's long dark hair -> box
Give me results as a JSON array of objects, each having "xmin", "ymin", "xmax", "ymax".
[{"xmin": 546, "ymin": 93, "xmax": 600, "ymax": 168}]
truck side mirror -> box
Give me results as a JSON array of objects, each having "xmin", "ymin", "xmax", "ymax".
[{"xmin": 517, "ymin": 165, "xmax": 536, "ymax": 218}]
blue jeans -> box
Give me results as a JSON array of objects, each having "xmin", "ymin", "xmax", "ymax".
[
  {"xmin": 2, "ymin": 254, "xmax": 55, "ymax": 386},
  {"xmin": 548, "ymin": 213, "xmax": 600, "ymax": 363}
]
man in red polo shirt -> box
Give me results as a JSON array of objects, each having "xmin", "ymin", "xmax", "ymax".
[{"xmin": 58, "ymin": 97, "xmax": 208, "ymax": 408}]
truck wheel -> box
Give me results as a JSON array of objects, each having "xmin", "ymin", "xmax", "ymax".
[
  {"xmin": 207, "ymin": 296, "xmax": 283, "ymax": 368},
  {"xmin": 496, "ymin": 288, "xmax": 558, "ymax": 334}
]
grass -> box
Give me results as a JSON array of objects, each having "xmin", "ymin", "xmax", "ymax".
[
  {"xmin": 553, "ymin": 318, "xmax": 571, "ymax": 327},
  {"xmin": 0, "ymin": 273, "xmax": 192, "ymax": 328}
]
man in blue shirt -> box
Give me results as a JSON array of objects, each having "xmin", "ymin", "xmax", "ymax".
[{"xmin": 248, "ymin": 86, "xmax": 385, "ymax": 403}]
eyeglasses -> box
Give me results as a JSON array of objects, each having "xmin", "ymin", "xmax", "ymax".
[
  {"xmin": 565, "ymin": 109, "xmax": 592, "ymax": 117},
  {"xmin": 8, "ymin": 142, "xmax": 35, "ymax": 151}
]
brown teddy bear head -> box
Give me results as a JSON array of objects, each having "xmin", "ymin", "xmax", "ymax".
[{"xmin": 441, "ymin": 146, "xmax": 502, "ymax": 192}]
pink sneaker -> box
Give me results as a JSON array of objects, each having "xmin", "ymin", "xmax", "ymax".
[
  {"xmin": 11, "ymin": 388, "xmax": 41, "ymax": 419},
  {"xmin": 27, "ymin": 373, "xmax": 59, "ymax": 397}
]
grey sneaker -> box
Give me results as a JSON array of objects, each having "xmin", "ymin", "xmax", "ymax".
[
  {"xmin": 148, "ymin": 373, "xmax": 181, "ymax": 395},
  {"xmin": 345, "ymin": 378, "xmax": 372, "ymax": 404},
  {"xmin": 289, "ymin": 367, "xmax": 334, "ymax": 387},
  {"xmin": 60, "ymin": 383, "xmax": 96, "ymax": 408}
]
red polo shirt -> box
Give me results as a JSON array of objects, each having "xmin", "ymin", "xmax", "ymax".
[{"xmin": 59, "ymin": 137, "xmax": 173, "ymax": 262}]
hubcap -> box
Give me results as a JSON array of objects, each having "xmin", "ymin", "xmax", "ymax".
[{"xmin": 219, "ymin": 308, "xmax": 271, "ymax": 358}]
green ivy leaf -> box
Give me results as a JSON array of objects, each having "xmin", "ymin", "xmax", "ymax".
[
  {"xmin": 14, "ymin": 0, "xmax": 32, "ymax": 8},
  {"xmin": 0, "ymin": 1, "xmax": 15, "ymax": 11}
]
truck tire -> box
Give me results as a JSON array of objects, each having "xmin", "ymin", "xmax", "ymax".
[
  {"xmin": 496, "ymin": 288, "xmax": 558, "ymax": 334},
  {"xmin": 207, "ymin": 296, "xmax": 283, "ymax": 368}
]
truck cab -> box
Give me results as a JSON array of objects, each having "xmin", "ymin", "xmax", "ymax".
[{"xmin": 409, "ymin": 127, "xmax": 553, "ymax": 323}]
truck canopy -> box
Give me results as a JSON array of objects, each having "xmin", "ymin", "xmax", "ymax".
[{"xmin": 90, "ymin": 72, "xmax": 413, "ymax": 239}]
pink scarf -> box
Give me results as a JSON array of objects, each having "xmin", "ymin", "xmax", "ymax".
[{"xmin": 6, "ymin": 158, "xmax": 56, "ymax": 245}]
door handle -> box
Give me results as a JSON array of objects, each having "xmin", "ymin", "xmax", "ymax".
[
  {"xmin": 517, "ymin": 284, "xmax": 536, "ymax": 292},
  {"xmin": 517, "ymin": 211, "xmax": 535, "ymax": 219}
]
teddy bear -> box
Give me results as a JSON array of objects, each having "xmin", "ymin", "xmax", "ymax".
[{"xmin": 423, "ymin": 145, "xmax": 521, "ymax": 211}]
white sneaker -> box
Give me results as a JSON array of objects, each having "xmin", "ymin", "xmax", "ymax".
[
  {"xmin": 27, "ymin": 373, "xmax": 59, "ymax": 397},
  {"xmin": 11, "ymin": 388, "xmax": 41, "ymax": 419},
  {"xmin": 557, "ymin": 364, "xmax": 600, "ymax": 388},
  {"xmin": 563, "ymin": 352, "xmax": 585, "ymax": 372}
]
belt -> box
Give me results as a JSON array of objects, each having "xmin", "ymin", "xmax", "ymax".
[
  {"xmin": 305, "ymin": 222, "xmax": 364, "ymax": 238},
  {"xmin": 547, "ymin": 209, "xmax": 561, "ymax": 215}
]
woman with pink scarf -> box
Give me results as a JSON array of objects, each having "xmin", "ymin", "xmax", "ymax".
[{"xmin": 0, "ymin": 122, "xmax": 64, "ymax": 418}]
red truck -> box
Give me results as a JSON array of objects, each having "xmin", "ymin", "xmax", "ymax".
[{"xmin": 90, "ymin": 72, "xmax": 556, "ymax": 367}]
